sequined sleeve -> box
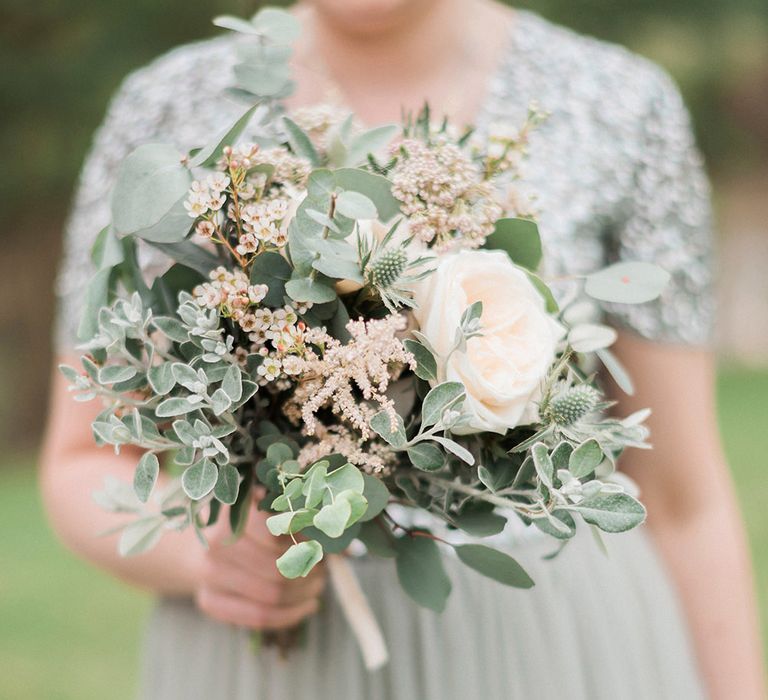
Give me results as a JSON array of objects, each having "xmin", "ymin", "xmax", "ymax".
[
  {"xmin": 604, "ymin": 70, "xmax": 716, "ymax": 346},
  {"xmin": 53, "ymin": 72, "xmax": 160, "ymax": 353}
]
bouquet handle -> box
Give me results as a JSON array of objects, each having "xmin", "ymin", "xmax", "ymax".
[{"xmin": 327, "ymin": 554, "xmax": 389, "ymax": 671}]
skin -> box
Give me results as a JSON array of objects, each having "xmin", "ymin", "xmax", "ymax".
[{"xmin": 40, "ymin": 0, "xmax": 766, "ymax": 695}]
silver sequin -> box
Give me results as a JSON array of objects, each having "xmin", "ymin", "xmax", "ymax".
[{"xmin": 55, "ymin": 10, "xmax": 715, "ymax": 350}]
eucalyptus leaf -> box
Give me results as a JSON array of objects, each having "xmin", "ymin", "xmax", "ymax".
[
  {"xmin": 276, "ymin": 541, "xmax": 324, "ymax": 579},
  {"xmin": 155, "ymin": 397, "xmax": 199, "ymax": 417},
  {"xmin": 283, "ymin": 117, "xmax": 321, "ymax": 166},
  {"xmin": 454, "ymin": 544, "xmax": 534, "ymax": 588},
  {"xmin": 111, "ymin": 143, "xmax": 191, "ymax": 236},
  {"xmin": 485, "ymin": 218, "xmax": 542, "ymax": 270},
  {"xmin": 455, "ymin": 510, "xmax": 508, "ymax": 537},
  {"xmin": 395, "ymin": 535, "xmax": 452, "ymax": 612},
  {"xmin": 359, "ymin": 474, "xmax": 389, "ymax": 521},
  {"xmin": 118, "ymin": 517, "xmax": 164, "ymax": 557},
  {"xmin": 335, "ymin": 190, "xmax": 378, "ymax": 220},
  {"xmin": 585, "ymin": 262, "xmax": 671, "ymax": 304},
  {"xmin": 285, "ymin": 276, "xmax": 337, "ymax": 304},
  {"xmin": 313, "ymin": 499, "xmax": 352, "ymax": 538},
  {"xmin": 190, "ymin": 104, "xmax": 259, "ymax": 168},
  {"xmin": 333, "ymin": 168, "xmax": 400, "ymax": 221}
]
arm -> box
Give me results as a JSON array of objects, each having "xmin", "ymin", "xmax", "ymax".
[
  {"xmin": 609, "ymin": 331, "xmax": 766, "ymax": 700},
  {"xmin": 40, "ymin": 361, "xmax": 324, "ymax": 626}
]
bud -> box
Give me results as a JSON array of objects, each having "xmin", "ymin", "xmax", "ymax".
[{"xmin": 548, "ymin": 384, "xmax": 599, "ymax": 426}]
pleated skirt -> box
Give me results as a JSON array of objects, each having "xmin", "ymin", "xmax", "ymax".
[{"xmin": 138, "ymin": 527, "xmax": 705, "ymax": 700}]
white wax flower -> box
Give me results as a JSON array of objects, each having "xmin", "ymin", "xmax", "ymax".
[{"xmin": 412, "ymin": 249, "xmax": 564, "ymax": 435}]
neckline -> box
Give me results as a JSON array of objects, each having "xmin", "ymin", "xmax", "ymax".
[{"xmin": 282, "ymin": 8, "xmax": 529, "ymax": 131}]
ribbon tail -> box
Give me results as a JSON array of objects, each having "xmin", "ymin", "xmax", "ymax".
[{"xmin": 327, "ymin": 553, "xmax": 389, "ymax": 671}]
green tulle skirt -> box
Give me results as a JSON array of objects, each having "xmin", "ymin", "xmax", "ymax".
[{"xmin": 139, "ymin": 527, "xmax": 705, "ymax": 700}]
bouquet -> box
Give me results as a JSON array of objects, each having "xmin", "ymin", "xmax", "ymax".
[{"xmin": 60, "ymin": 8, "xmax": 670, "ymax": 669}]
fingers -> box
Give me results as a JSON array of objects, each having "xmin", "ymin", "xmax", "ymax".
[
  {"xmin": 195, "ymin": 587, "xmax": 321, "ymax": 630},
  {"xmin": 203, "ymin": 555, "xmax": 326, "ymax": 607}
]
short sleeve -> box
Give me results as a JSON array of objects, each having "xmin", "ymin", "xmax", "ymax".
[{"xmin": 604, "ymin": 70, "xmax": 716, "ymax": 346}]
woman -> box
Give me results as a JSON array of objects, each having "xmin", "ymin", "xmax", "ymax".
[{"xmin": 41, "ymin": 0, "xmax": 766, "ymax": 698}]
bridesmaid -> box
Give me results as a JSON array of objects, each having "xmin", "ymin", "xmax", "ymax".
[{"xmin": 42, "ymin": 0, "xmax": 766, "ymax": 698}]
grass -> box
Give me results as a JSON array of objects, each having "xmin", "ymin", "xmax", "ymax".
[{"xmin": 0, "ymin": 365, "xmax": 765, "ymax": 699}]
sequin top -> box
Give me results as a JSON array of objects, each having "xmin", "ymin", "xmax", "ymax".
[{"xmin": 55, "ymin": 9, "xmax": 715, "ymax": 350}]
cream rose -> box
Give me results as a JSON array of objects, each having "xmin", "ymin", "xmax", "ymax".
[{"xmin": 412, "ymin": 249, "xmax": 563, "ymax": 435}]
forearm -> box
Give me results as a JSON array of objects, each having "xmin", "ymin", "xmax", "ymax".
[
  {"xmin": 40, "ymin": 448, "xmax": 201, "ymax": 597},
  {"xmin": 646, "ymin": 489, "xmax": 766, "ymax": 699}
]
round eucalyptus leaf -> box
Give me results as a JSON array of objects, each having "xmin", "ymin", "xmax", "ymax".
[
  {"xmin": 111, "ymin": 144, "xmax": 191, "ymax": 236},
  {"xmin": 213, "ymin": 463, "xmax": 240, "ymax": 505},
  {"xmin": 454, "ymin": 544, "xmax": 535, "ymax": 588},
  {"xmin": 276, "ymin": 540, "xmax": 324, "ymax": 579},
  {"xmin": 335, "ymin": 190, "xmax": 378, "ymax": 220},
  {"xmin": 585, "ymin": 262, "xmax": 670, "ymax": 304}
]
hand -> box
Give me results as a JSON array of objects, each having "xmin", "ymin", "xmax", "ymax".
[{"xmin": 194, "ymin": 500, "xmax": 326, "ymax": 630}]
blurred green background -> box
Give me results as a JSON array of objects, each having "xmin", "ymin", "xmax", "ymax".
[{"xmin": 1, "ymin": 0, "xmax": 766, "ymax": 698}]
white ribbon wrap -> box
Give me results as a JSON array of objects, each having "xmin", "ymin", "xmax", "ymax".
[{"xmin": 327, "ymin": 554, "xmax": 389, "ymax": 671}]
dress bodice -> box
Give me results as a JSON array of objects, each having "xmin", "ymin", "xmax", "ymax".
[{"xmin": 55, "ymin": 10, "xmax": 714, "ymax": 351}]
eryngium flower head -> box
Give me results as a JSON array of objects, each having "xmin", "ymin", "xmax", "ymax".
[
  {"xmin": 547, "ymin": 384, "xmax": 600, "ymax": 426},
  {"xmin": 366, "ymin": 248, "xmax": 408, "ymax": 289}
]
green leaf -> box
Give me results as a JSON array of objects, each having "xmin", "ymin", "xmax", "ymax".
[
  {"xmin": 596, "ymin": 347, "xmax": 635, "ymax": 396},
  {"xmin": 345, "ymin": 124, "xmax": 398, "ymax": 166},
  {"xmin": 454, "ymin": 510, "xmax": 508, "ymax": 537},
  {"xmin": 147, "ymin": 240, "xmax": 220, "ymax": 277},
  {"xmin": 337, "ymin": 489, "xmax": 368, "ymax": 525},
  {"xmin": 313, "ymin": 499, "xmax": 352, "ymax": 538},
  {"xmin": 359, "ymin": 474, "xmax": 389, "ymax": 521},
  {"xmin": 421, "ymin": 382, "xmax": 465, "ymax": 427},
  {"xmin": 407, "ymin": 442, "xmax": 445, "ymax": 471},
  {"xmin": 283, "ymin": 117, "xmax": 321, "ymax": 166},
  {"xmin": 531, "ymin": 442, "xmax": 554, "ymax": 489},
  {"xmin": 285, "ymin": 276, "xmax": 337, "ymax": 304},
  {"xmin": 214, "ymin": 464, "xmax": 240, "ymax": 505},
  {"xmin": 210, "ymin": 388, "xmax": 232, "ymax": 416},
  {"xmin": 454, "ymin": 544, "xmax": 534, "ymax": 588},
  {"xmin": 155, "ymin": 397, "xmax": 198, "ymax": 417},
  {"xmin": 189, "ymin": 104, "xmax": 259, "ymax": 168},
  {"xmin": 250, "ymin": 7, "xmax": 301, "ymax": 42},
  {"xmin": 335, "ymin": 190, "xmax": 378, "ymax": 220},
  {"xmin": 302, "ymin": 461, "xmax": 329, "ymax": 509},
  {"xmin": 403, "ymin": 339, "xmax": 437, "ymax": 382},
  {"xmin": 77, "ymin": 267, "xmax": 114, "ymax": 341},
  {"xmin": 277, "ymin": 541, "xmax": 324, "ymax": 579},
  {"xmin": 395, "ymin": 535, "xmax": 452, "ymax": 612},
  {"xmin": 369, "ymin": 411, "xmax": 407, "ymax": 448},
  {"xmin": 358, "ymin": 520, "xmax": 396, "ymax": 558},
  {"xmin": 431, "ymin": 436, "xmax": 475, "ymax": 465},
  {"xmin": 91, "ymin": 226, "xmax": 124, "ymax": 269},
  {"xmin": 533, "ymin": 510, "xmax": 577, "ymax": 540},
  {"xmin": 152, "ymin": 316, "xmax": 188, "ymax": 343},
  {"xmin": 221, "ymin": 365, "xmax": 243, "ymax": 403},
  {"xmin": 485, "ymin": 218, "xmax": 542, "ymax": 270},
  {"xmin": 111, "ymin": 143, "xmax": 191, "ymax": 237},
  {"xmin": 524, "ymin": 269, "xmax": 559, "ymax": 313},
  {"xmin": 129, "ymin": 198, "xmax": 192, "ymax": 244},
  {"xmin": 585, "ymin": 262, "xmax": 671, "ymax": 304},
  {"xmin": 133, "ymin": 453, "xmax": 159, "ymax": 503},
  {"xmin": 333, "ymin": 168, "xmax": 401, "ymax": 221},
  {"xmin": 98, "ymin": 365, "xmax": 137, "ymax": 385},
  {"xmin": 118, "ymin": 517, "xmax": 164, "ymax": 557},
  {"xmin": 267, "ymin": 509, "xmax": 316, "ymax": 536},
  {"xmin": 573, "ymin": 493, "xmax": 646, "ymax": 533},
  {"xmin": 569, "ymin": 439, "xmax": 603, "ymax": 479},
  {"xmin": 301, "ymin": 523, "xmax": 361, "ymax": 554},
  {"xmin": 249, "ymin": 251, "xmax": 293, "ymax": 306},
  {"xmin": 181, "ymin": 458, "xmax": 218, "ymax": 500},
  {"xmin": 326, "ymin": 463, "xmax": 365, "ymax": 494}
]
